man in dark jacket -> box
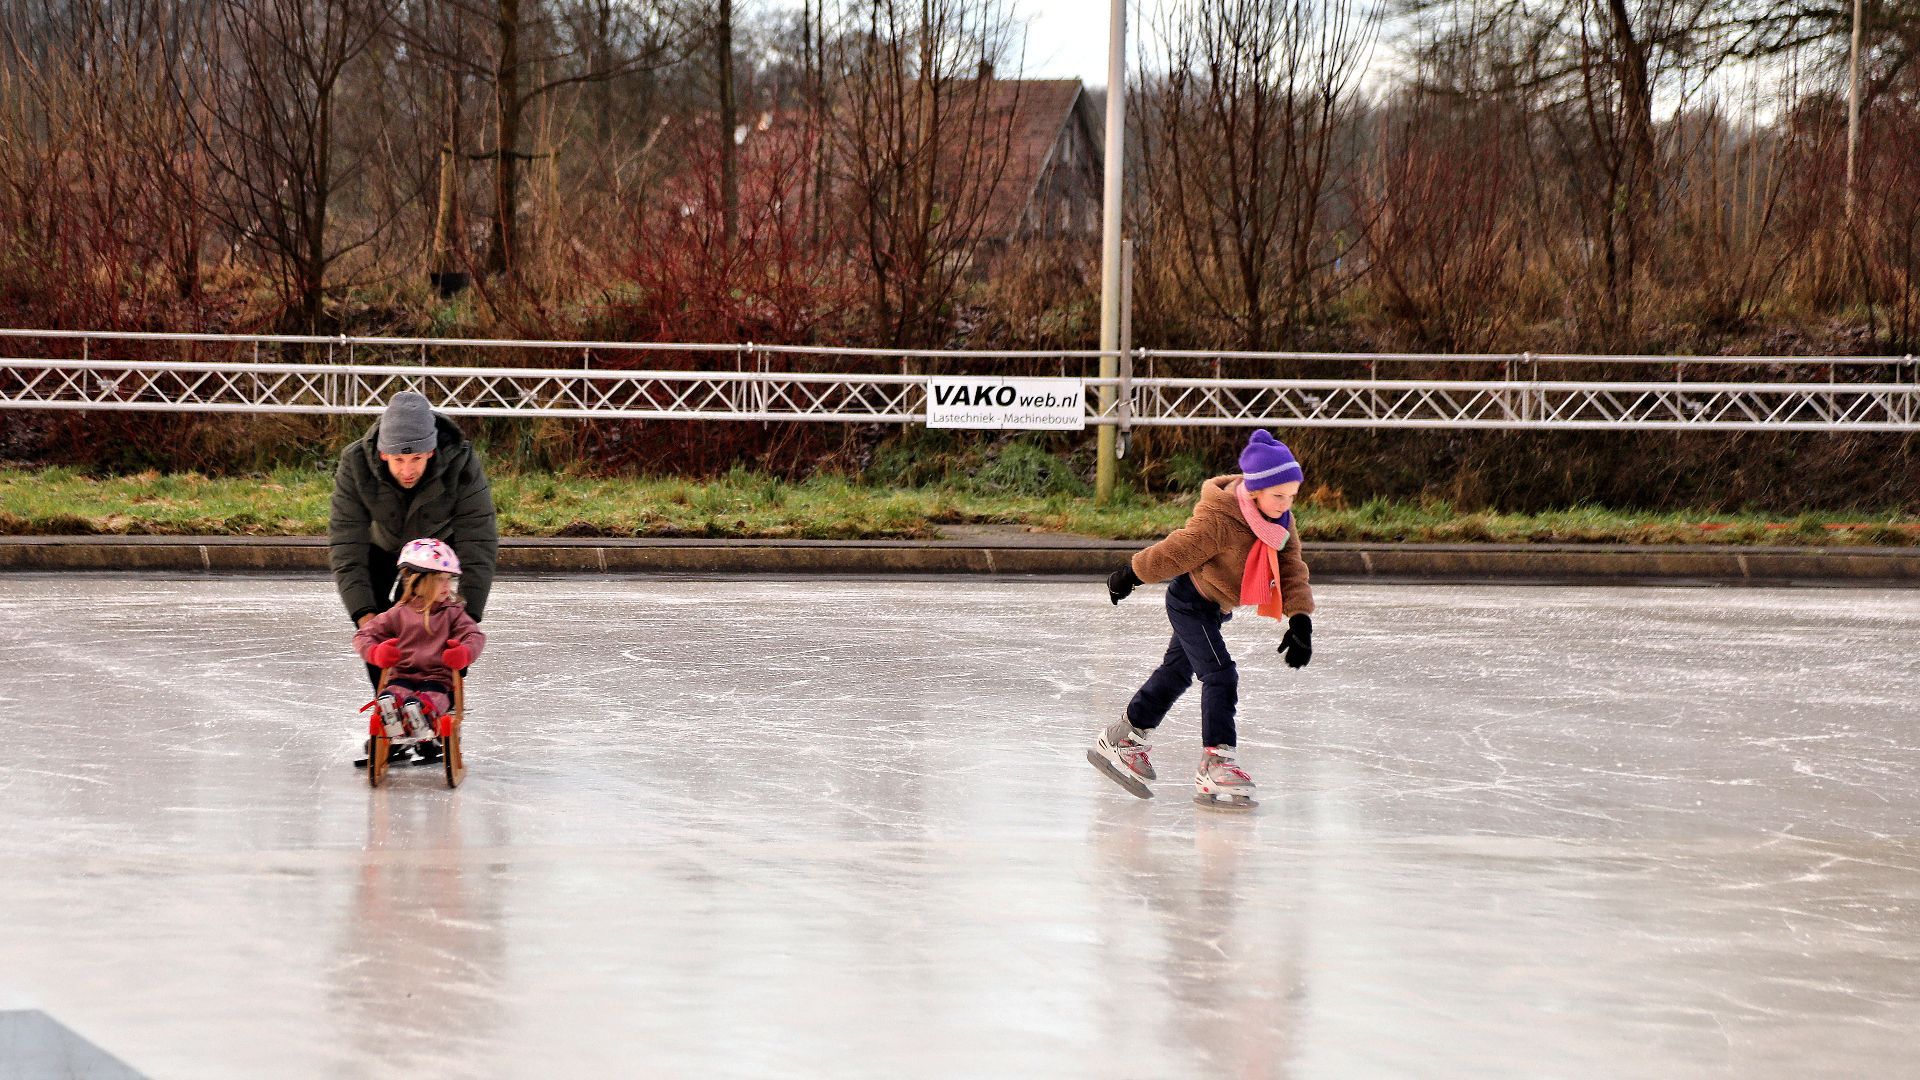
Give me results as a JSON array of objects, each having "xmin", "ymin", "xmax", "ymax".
[{"xmin": 331, "ymin": 391, "xmax": 499, "ymax": 687}]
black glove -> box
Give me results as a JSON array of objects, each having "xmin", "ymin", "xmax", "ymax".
[
  {"xmin": 1278, "ymin": 613, "xmax": 1312, "ymax": 669},
  {"xmin": 1107, "ymin": 565, "xmax": 1142, "ymax": 604}
]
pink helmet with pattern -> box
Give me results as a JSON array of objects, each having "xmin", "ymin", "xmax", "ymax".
[{"xmin": 397, "ymin": 537, "xmax": 460, "ymax": 575}]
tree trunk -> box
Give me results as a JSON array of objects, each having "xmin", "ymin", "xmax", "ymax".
[
  {"xmin": 717, "ymin": 0, "xmax": 739, "ymax": 248},
  {"xmin": 1606, "ymin": 0, "xmax": 1658, "ymax": 190},
  {"xmin": 1607, "ymin": 0, "xmax": 1658, "ymax": 333},
  {"xmin": 432, "ymin": 73, "xmax": 462, "ymax": 279},
  {"xmin": 807, "ymin": 0, "xmax": 826, "ymax": 246},
  {"xmin": 173, "ymin": 156, "xmax": 204, "ymax": 302},
  {"xmin": 303, "ymin": 74, "xmax": 333, "ymax": 328},
  {"xmin": 593, "ymin": 0, "xmax": 613, "ymax": 149},
  {"xmin": 487, "ymin": 0, "xmax": 521, "ymax": 277}
]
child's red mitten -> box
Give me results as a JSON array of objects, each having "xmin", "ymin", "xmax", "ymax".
[
  {"xmin": 442, "ymin": 640, "xmax": 473, "ymax": 670},
  {"xmin": 367, "ymin": 639, "xmax": 401, "ymax": 669}
]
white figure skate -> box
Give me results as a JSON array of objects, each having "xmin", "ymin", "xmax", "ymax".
[
  {"xmin": 353, "ymin": 695, "xmax": 409, "ymax": 769},
  {"xmin": 375, "ymin": 694, "xmax": 406, "ymax": 739},
  {"xmin": 1193, "ymin": 746, "xmax": 1257, "ymax": 812},
  {"xmin": 1087, "ymin": 719, "xmax": 1156, "ymax": 799}
]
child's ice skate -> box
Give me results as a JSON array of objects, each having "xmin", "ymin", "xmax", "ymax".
[
  {"xmin": 375, "ymin": 694, "xmax": 405, "ymax": 738},
  {"xmin": 382, "ymin": 700, "xmax": 444, "ymax": 766},
  {"xmin": 353, "ymin": 695, "xmax": 410, "ymax": 768},
  {"xmin": 1087, "ymin": 718, "xmax": 1156, "ymax": 799},
  {"xmin": 407, "ymin": 698, "xmax": 444, "ymax": 765},
  {"xmin": 353, "ymin": 695, "xmax": 448, "ymax": 768},
  {"xmin": 1193, "ymin": 746, "xmax": 1258, "ymax": 812}
]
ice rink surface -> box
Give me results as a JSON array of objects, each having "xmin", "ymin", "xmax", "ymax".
[{"xmin": 1, "ymin": 573, "xmax": 1917, "ymax": 1079}]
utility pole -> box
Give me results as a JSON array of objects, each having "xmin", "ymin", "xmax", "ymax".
[{"xmin": 1095, "ymin": 0, "xmax": 1126, "ymax": 503}]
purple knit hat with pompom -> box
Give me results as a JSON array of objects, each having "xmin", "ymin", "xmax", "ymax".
[{"xmin": 1238, "ymin": 430, "xmax": 1302, "ymax": 491}]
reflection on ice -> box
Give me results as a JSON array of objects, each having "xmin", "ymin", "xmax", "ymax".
[{"xmin": 0, "ymin": 574, "xmax": 1917, "ymax": 1077}]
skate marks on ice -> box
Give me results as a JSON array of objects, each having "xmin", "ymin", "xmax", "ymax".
[
  {"xmin": 0, "ymin": 576, "xmax": 1919, "ymax": 1075},
  {"xmin": 1269, "ymin": 586, "xmax": 1920, "ymax": 842}
]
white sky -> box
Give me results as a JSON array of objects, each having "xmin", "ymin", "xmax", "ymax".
[
  {"xmin": 1017, "ymin": 0, "xmax": 1124, "ymax": 86},
  {"xmin": 1015, "ymin": 1, "xmax": 1810, "ymax": 118},
  {"xmin": 1015, "ymin": 1, "xmax": 1402, "ymax": 92}
]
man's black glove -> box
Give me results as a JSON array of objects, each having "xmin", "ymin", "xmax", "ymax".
[
  {"xmin": 1107, "ymin": 565, "xmax": 1142, "ymax": 604},
  {"xmin": 1278, "ymin": 613, "xmax": 1312, "ymax": 668}
]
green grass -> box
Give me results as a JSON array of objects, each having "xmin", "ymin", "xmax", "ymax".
[
  {"xmin": 0, "ymin": 466, "xmax": 1188, "ymax": 540},
  {"xmin": 3, "ymin": 467, "xmax": 1918, "ymax": 545},
  {"xmin": 1310, "ymin": 499, "xmax": 1920, "ymax": 546}
]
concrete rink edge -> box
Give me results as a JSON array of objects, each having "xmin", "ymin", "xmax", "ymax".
[{"xmin": 3, "ymin": 534, "xmax": 1920, "ymax": 585}]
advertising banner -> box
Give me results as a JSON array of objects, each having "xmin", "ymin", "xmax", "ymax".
[{"xmin": 925, "ymin": 376, "xmax": 1086, "ymax": 430}]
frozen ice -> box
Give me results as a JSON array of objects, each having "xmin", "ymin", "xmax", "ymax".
[{"xmin": 1, "ymin": 573, "xmax": 1917, "ymax": 1078}]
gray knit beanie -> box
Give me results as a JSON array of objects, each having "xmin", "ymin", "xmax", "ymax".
[{"xmin": 376, "ymin": 391, "xmax": 438, "ymax": 454}]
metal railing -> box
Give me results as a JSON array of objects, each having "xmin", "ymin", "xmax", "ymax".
[{"xmin": 3, "ymin": 328, "xmax": 1918, "ymax": 431}]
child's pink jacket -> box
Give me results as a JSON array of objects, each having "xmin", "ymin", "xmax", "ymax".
[{"xmin": 353, "ymin": 600, "xmax": 486, "ymax": 685}]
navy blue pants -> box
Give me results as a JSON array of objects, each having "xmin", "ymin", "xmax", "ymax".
[{"xmin": 1126, "ymin": 573, "xmax": 1238, "ymax": 747}]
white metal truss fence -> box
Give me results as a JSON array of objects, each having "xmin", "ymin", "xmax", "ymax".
[{"xmin": 4, "ymin": 329, "xmax": 1920, "ymax": 431}]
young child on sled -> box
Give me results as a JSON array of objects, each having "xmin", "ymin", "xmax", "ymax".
[
  {"xmin": 352, "ymin": 538, "xmax": 486, "ymax": 767},
  {"xmin": 1092, "ymin": 430, "xmax": 1315, "ymax": 810}
]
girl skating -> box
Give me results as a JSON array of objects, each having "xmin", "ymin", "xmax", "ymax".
[{"xmin": 1093, "ymin": 430, "xmax": 1315, "ymax": 810}]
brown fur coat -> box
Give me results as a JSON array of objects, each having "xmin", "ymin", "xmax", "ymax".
[{"xmin": 1129, "ymin": 476, "xmax": 1314, "ymax": 616}]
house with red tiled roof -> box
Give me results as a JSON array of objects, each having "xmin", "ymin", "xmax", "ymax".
[
  {"xmin": 660, "ymin": 77, "xmax": 1103, "ymax": 250},
  {"xmin": 978, "ymin": 78, "xmax": 1103, "ymax": 244}
]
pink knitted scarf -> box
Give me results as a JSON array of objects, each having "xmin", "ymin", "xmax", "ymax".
[{"xmin": 1234, "ymin": 480, "xmax": 1290, "ymax": 622}]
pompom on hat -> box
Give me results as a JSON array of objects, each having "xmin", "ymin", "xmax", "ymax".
[{"xmin": 1238, "ymin": 430, "xmax": 1303, "ymax": 491}]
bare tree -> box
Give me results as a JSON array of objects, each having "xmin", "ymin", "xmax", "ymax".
[
  {"xmin": 832, "ymin": 0, "xmax": 1025, "ymax": 346},
  {"xmin": 1, "ymin": 0, "xmax": 211, "ymax": 313},
  {"xmin": 186, "ymin": 0, "xmax": 401, "ymax": 328},
  {"xmin": 1662, "ymin": 95, "xmax": 1807, "ymax": 333},
  {"xmin": 391, "ymin": 0, "xmax": 678, "ymax": 282},
  {"xmin": 384, "ymin": 0, "xmax": 482, "ymax": 291},
  {"xmin": 1134, "ymin": 0, "xmax": 1375, "ymax": 350},
  {"xmin": 1396, "ymin": 0, "xmax": 1723, "ymax": 342},
  {"xmin": 1358, "ymin": 91, "xmax": 1520, "ymax": 351}
]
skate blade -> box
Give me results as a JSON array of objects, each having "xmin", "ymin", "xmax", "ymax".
[
  {"xmin": 354, "ymin": 748, "xmax": 425, "ymax": 769},
  {"xmin": 1193, "ymin": 794, "xmax": 1258, "ymax": 813},
  {"xmin": 1087, "ymin": 749, "xmax": 1153, "ymax": 799}
]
